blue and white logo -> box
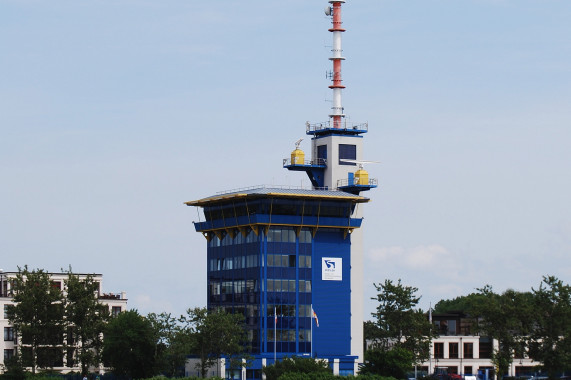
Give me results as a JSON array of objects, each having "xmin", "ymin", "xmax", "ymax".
[{"xmin": 322, "ymin": 257, "xmax": 342, "ymax": 281}]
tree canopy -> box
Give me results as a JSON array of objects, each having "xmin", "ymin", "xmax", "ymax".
[
  {"xmin": 180, "ymin": 307, "xmax": 248, "ymax": 379},
  {"xmin": 528, "ymin": 276, "xmax": 571, "ymax": 379},
  {"xmin": 368, "ymin": 279, "xmax": 435, "ymax": 366},
  {"xmin": 102, "ymin": 310, "xmax": 158, "ymax": 378},
  {"xmin": 6, "ymin": 266, "xmax": 65, "ymax": 373},
  {"xmin": 64, "ymin": 269, "xmax": 110, "ymax": 375}
]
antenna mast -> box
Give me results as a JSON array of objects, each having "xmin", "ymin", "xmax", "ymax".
[{"xmin": 326, "ymin": 0, "xmax": 346, "ymax": 129}]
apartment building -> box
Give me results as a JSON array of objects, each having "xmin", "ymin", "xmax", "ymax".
[{"xmin": 0, "ymin": 270, "xmax": 127, "ymax": 373}]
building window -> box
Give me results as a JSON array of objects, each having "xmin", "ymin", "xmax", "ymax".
[
  {"xmin": 299, "ymin": 255, "xmax": 311, "ymax": 268},
  {"xmin": 4, "ymin": 327, "xmax": 14, "ymax": 341},
  {"xmin": 268, "ymin": 255, "xmax": 296, "ymax": 268},
  {"xmin": 4, "ymin": 304, "xmax": 11, "ymax": 319},
  {"xmin": 434, "ymin": 342, "xmax": 444, "ymax": 359},
  {"xmin": 339, "ymin": 144, "xmax": 356, "ymax": 165},
  {"xmin": 464, "ymin": 342, "xmax": 474, "ymax": 358},
  {"xmin": 317, "ymin": 145, "xmax": 327, "ymax": 162},
  {"xmin": 111, "ymin": 306, "xmax": 122, "ymax": 317},
  {"xmin": 4, "ymin": 349, "xmax": 14, "ymax": 361},
  {"xmin": 447, "ymin": 319, "xmax": 457, "ymax": 335},
  {"xmin": 299, "ymin": 280, "xmax": 311, "ymax": 293},
  {"xmin": 299, "ymin": 305, "xmax": 311, "ymax": 318},
  {"xmin": 449, "ymin": 342, "xmax": 459, "ymax": 358},
  {"xmin": 464, "ymin": 366, "xmax": 473, "ymax": 375},
  {"xmin": 479, "ymin": 338, "xmax": 493, "ymax": 359}
]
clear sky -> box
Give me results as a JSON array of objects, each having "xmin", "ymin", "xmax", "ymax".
[{"xmin": 1, "ymin": 0, "xmax": 570, "ymax": 319}]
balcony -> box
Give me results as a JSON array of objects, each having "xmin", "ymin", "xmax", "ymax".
[{"xmin": 306, "ymin": 120, "xmax": 368, "ymax": 136}]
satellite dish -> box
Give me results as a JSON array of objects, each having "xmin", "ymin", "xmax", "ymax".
[{"xmin": 325, "ymin": 6, "xmax": 332, "ymax": 16}]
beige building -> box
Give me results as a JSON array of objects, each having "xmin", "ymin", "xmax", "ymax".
[
  {"xmin": 0, "ymin": 270, "xmax": 127, "ymax": 373},
  {"xmin": 419, "ymin": 312, "xmax": 541, "ymax": 378}
]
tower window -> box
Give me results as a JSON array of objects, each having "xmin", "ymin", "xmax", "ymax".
[
  {"xmin": 317, "ymin": 145, "xmax": 327, "ymax": 162},
  {"xmin": 339, "ymin": 144, "xmax": 356, "ymax": 165}
]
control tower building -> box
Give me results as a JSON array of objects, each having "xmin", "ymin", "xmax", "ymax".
[{"xmin": 185, "ymin": 2, "xmax": 377, "ymax": 378}]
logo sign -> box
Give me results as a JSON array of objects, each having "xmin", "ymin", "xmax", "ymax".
[{"xmin": 322, "ymin": 257, "xmax": 342, "ymax": 281}]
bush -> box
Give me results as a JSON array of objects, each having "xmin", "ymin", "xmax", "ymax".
[{"xmin": 263, "ymin": 357, "xmax": 332, "ymax": 380}]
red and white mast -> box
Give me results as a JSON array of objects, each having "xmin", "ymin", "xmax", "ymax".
[{"xmin": 326, "ymin": 0, "xmax": 346, "ymax": 129}]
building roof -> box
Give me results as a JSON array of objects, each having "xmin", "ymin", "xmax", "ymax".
[{"xmin": 185, "ymin": 185, "xmax": 370, "ymax": 207}]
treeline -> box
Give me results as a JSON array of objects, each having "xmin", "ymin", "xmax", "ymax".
[
  {"xmin": 364, "ymin": 276, "xmax": 571, "ymax": 380},
  {"xmin": 3, "ymin": 267, "xmax": 246, "ymax": 379}
]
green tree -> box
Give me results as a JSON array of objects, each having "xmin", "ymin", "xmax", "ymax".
[
  {"xmin": 147, "ymin": 312, "xmax": 192, "ymax": 377},
  {"xmin": 102, "ymin": 309, "xmax": 158, "ymax": 378},
  {"xmin": 262, "ymin": 356, "xmax": 331, "ymax": 380},
  {"xmin": 528, "ymin": 276, "xmax": 571, "ymax": 379},
  {"xmin": 64, "ymin": 270, "xmax": 110, "ymax": 375},
  {"xmin": 433, "ymin": 293, "xmax": 487, "ymax": 314},
  {"xmin": 6, "ymin": 266, "xmax": 65, "ymax": 373},
  {"xmin": 181, "ymin": 307, "xmax": 247, "ymax": 379},
  {"xmin": 360, "ymin": 346, "xmax": 414, "ymax": 379},
  {"xmin": 0, "ymin": 354, "xmax": 27, "ymax": 380},
  {"xmin": 369, "ymin": 279, "xmax": 435, "ymax": 365},
  {"xmin": 470, "ymin": 286, "xmax": 534, "ymax": 380}
]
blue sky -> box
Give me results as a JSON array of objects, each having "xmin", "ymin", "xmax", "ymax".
[{"xmin": 1, "ymin": 0, "xmax": 570, "ymax": 318}]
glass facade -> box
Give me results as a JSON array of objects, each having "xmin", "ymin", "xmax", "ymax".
[{"xmin": 207, "ymin": 226, "xmax": 314, "ymax": 354}]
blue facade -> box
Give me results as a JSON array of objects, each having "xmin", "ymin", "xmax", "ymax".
[{"xmin": 188, "ymin": 189, "xmax": 368, "ymax": 378}]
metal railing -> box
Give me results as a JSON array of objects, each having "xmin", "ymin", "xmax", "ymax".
[
  {"xmin": 337, "ymin": 177, "xmax": 378, "ymax": 188},
  {"xmin": 306, "ymin": 120, "xmax": 368, "ymax": 133},
  {"xmin": 282, "ymin": 158, "xmax": 327, "ymax": 167}
]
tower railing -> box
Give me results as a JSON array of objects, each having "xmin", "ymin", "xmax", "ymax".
[
  {"xmin": 306, "ymin": 120, "xmax": 368, "ymax": 133},
  {"xmin": 282, "ymin": 158, "xmax": 327, "ymax": 167},
  {"xmin": 336, "ymin": 177, "xmax": 378, "ymax": 188}
]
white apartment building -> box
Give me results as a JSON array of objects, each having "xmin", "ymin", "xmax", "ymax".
[
  {"xmin": 419, "ymin": 312, "xmax": 541, "ymax": 379},
  {"xmin": 0, "ymin": 270, "xmax": 127, "ymax": 373}
]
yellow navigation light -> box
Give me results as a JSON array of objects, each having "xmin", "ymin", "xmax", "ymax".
[
  {"xmin": 355, "ymin": 168, "xmax": 369, "ymax": 185},
  {"xmin": 291, "ymin": 148, "xmax": 305, "ymax": 165}
]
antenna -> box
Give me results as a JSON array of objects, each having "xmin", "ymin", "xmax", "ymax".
[
  {"xmin": 295, "ymin": 138, "xmax": 303, "ymax": 149},
  {"xmin": 326, "ymin": 0, "xmax": 347, "ymax": 129},
  {"xmin": 339, "ymin": 159, "xmax": 380, "ymax": 169}
]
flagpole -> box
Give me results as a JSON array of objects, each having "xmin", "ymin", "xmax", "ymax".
[
  {"xmin": 274, "ymin": 306, "xmax": 277, "ymax": 363},
  {"xmin": 310, "ymin": 303, "xmax": 313, "ymax": 358}
]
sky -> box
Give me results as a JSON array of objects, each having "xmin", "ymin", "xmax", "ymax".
[{"xmin": 1, "ymin": 0, "xmax": 570, "ymax": 320}]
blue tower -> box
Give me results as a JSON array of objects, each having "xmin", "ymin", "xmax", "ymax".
[{"xmin": 185, "ymin": 2, "xmax": 376, "ymax": 378}]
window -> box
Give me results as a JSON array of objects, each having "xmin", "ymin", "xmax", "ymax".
[
  {"xmin": 447, "ymin": 319, "xmax": 457, "ymax": 335},
  {"xmin": 449, "ymin": 342, "xmax": 459, "ymax": 358},
  {"xmin": 221, "ymin": 281, "xmax": 233, "ymax": 294},
  {"xmin": 479, "ymin": 338, "xmax": 493, "ymax": 359},
  {"xmin": 299, "ymin": 229, "xmax": 312, "ymax": 243},
  {"xmin": 464, "ymin": 366, "xmax": 473, "ymax": 375},
  {"xmin": 4, "ymin": 349, "xmax": 14, "ymax": 361},
  {"xmin": 299, "ymin": 255, "xmax": 311, "ymax": 268},
  {"xmin": 317, "ymin": 145, "xmax": 327, "ymax": 163},
  {"xmin": 4, "ymin": 304, "xmax": 11, "ymax": 319},
  {"xmin": 299, "ymin": 280, "xmax": 311, "ymax": 293},
  {"xmin": 268, "ymin": 254, "xmax": 296, "ymax": 268},
  {"xmin": 299, "ymin": 305, "xmax": 311, "ymax": 318},
  {"xmin": 111, "ymin": 306, "xmax": 122, "ymax": 317},
  {"xmin": 4, "ymin": 327, "xmax": 14, "ymax": 341},
  {"xmin": 434, "ymin": 342, "xmax": 444, "ymax": 359},
  {"xmin": 299, "ymin": 329, "xmax": 311, "ymax": 342},
  {"xmin": 50, "ymin": 281, "xmax": 62, "ymax": 290},
  {"xmin": 339, "ymin": 144, "xmax": 356, "ymax": 165},
  {"xmin": 464, "ymin": 342, "xmax": 473, "ymax": 358}
]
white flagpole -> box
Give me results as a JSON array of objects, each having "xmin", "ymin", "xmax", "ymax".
[
  {"xmin": 274, "ymin": 306, "xmax": 277, "ymax": 363},
  {"xmin": 310, "ymin": 304, "xmax": 313, "ymax": 358}
]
